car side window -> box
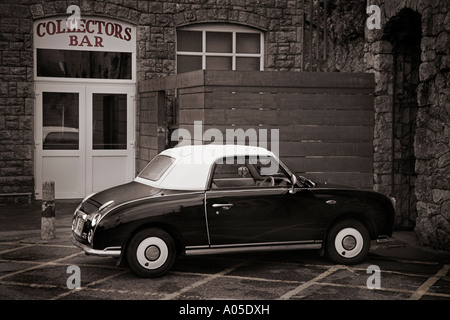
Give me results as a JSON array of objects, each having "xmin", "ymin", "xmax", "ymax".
[{"xmin": 210, "ymin": 156, "xmax": 291, "ymax": 189}]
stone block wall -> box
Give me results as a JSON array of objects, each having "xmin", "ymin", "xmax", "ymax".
[
  {"xmin": 365, "ymin": 0, "xmax": 450, "ymax": 251},
  {"xmin": 0, "ymin": 2, "xmax": 34, "ymax": 202}
]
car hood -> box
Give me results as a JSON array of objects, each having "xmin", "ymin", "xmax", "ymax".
[{"xmin": 86, "ymin": 181, "xmax": 162, "ymax": 211}]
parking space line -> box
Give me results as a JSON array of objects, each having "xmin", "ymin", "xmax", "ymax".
[
  {"xmin": 409, "ymin": 264, "xmax": 450, "ymax": 300},
  {"xmin": 0, "ymin": 279, "xmax": 62, "ymax": 290},
  {"xmin": 163, "ymin": 261, "xmax": 250, "ymax": 300},
  {"xmin": 0, "ymin": 251, "xmax": 83, "ymax": 281},
  {"xmin": 171, "ymin": 270, "xmax": 303, "ymax": 285},
  {"xmin": 0, "ymin": 243, "xmax": 35, "ymax": 255},
  {"xmin": 50, "ymin": 269, "xmax": 129, "ymax": 300},
  {"xmin": 278, "ymin": 265, "xmax": 340, "ymax": 300}
]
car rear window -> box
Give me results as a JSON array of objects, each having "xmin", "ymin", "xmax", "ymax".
[{"xmin": 138, "ymin": 155, "xmax": 175, "ymax": 181}]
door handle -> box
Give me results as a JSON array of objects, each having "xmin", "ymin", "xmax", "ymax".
[{"xmin": 212, "ymin": 203, "xmax": 234, "ymax": 209}]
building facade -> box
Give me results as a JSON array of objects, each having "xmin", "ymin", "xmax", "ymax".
[{"xmin": 0, "ymin": 0, "xmax": 449, "ymax": 251}]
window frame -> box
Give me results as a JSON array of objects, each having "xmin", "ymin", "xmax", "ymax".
[
  {"xmin": 176, "ymin": 24, "xmax": 264, "ymax": 73},
  {"xmin": 33, "ymin": 16, "xmax": 136, "ymax": 84}
]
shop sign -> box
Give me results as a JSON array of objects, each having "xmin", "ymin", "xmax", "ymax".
[{"xmin": 34, "ymin": 17, "xmax": 135, "ymax": 52}]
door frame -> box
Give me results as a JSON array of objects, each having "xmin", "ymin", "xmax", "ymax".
[
  {"xmin": 34, "ymin": 82, "xmax": 136, "ymax": 199},
  {"xmin": 85, "ymin": 85, "xmax": 136, "ymax": 196}
]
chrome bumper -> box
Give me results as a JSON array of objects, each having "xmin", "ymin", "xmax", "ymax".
[{"xmin": 70, "ymin": 235, "xmax": 121, "ymax": 258}]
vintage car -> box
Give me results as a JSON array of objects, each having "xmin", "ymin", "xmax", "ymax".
[{"xmin": 71, "ymin": 144, "xmax": 395, "ymax": 277}]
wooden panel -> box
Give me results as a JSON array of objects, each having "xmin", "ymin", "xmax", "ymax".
[
  {"xmin": 299, "ymin": 172, "xmax": 374, "ymax": 190},
  {"xmin": 279, "ymin": 142, "xmax": 373, "ymax": 157},
  {"xmin": 283, "ymin": 156, "xmax": 372, "ymax": 173},
  {"xmin": 279, "ymin": 125, "xmax": 373, "ymax": 142},
  {"xmin": 219, "ymin": 109, "xmax": 373, "ymax": 126},
  {"xmin": 178, "ymin": 92, "xmax": 205, "ymax": 109},
  {"xmin": 139, "ymin": 70, "xmax": 375, "ymax": 189},
  {"xmin": 202, "ymin": 70, "xmax": 375, "ymax": 89},
  {"xmin": 204, "ymin": 92, "xmax": 374, "ymax": 110}
]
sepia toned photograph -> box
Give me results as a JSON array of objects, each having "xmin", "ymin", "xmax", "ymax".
[{"xmin": 0, "ymin": 0, "xmax": 449, "ymax": 316}]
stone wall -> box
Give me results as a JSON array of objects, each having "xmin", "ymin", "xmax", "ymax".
[
  {"xmin": 0, "ymin": 2, "xmax": 34, "ymax": 202},
  {"xmin": 365, "ymin": 0, "xmax": 450, "ymax": 251}
]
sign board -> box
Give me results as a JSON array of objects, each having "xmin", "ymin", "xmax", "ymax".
[{"xmin": 34, "ymin": 17, "xmax": 136, "ymax": 52}]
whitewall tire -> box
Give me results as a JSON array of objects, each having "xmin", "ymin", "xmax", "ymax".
[{"xmin": 126, "ymin": 228, "xmax": 176, "ymax": 277}]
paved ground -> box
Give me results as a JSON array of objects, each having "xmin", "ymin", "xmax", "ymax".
[{"xmin": 0, "ymin": 200, "xmax": 449, "ymax": 316}]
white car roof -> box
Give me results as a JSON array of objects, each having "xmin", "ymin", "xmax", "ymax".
[
  {"xmin": 135, "ymin": 144, "xmax": 276, "ymax": 191},
  {"xmin": 160, "ymin": 144, "xmax": 274, "ymax": 161}
]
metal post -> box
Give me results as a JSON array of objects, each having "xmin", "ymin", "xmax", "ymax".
[{"xmin": 41, "ymin": 181, "xmax": 56, "ymax": 240}]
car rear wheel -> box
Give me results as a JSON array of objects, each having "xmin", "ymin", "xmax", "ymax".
[
  {"xmin": 126, "ymin": 228, "xmax": 176, "ymax": 277},
  {"xmin": 325, "ymin": 219, "xmax": 370, "ymax": 265}
]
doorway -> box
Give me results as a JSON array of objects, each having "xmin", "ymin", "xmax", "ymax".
[
  {"xmin": 34, "ymin": 83, "xmax": 135, "ymax": 199},
  {"xmin": 385, "ymin": 8, "xmax": 422, "ymax": 228}
]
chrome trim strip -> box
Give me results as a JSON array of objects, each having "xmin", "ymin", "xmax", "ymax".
[
  {"xmin": 71, "ymin": 235, "xmax": 121, "ymax": 258},
  {"xmin": 185, "ymin": 241, "xmax": 322, "ymax": 256},
  {"xmin": 204, "ymin": 193, "xmax": 211, "ymax": 245}
]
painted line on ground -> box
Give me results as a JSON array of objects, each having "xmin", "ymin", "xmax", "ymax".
[
  {"xmin": 409, "ymin": 264, "xmax": 450, "ymax": 300},
  {"xmin": 278, "ymin": 265, "xmax": 340, "ymax": 300},
  {"xmin": 51, "ymin": 269, "xmax": 129, "ymax": 300},
  {"xmin": 163, "ymin": 261, "xmax": 251, "ymax": 300}
]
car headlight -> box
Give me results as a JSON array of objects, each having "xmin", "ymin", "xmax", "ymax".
[{"xmin": 91, "ymin": 213, "xmax": 102, "ymax": 227}]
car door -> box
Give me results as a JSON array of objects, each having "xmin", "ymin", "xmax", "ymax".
[{"xmin": 205, "ymin": 156, "xmax": 322, "ymax": 246}]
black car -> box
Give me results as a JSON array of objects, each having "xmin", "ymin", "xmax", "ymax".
[{"xmin": 71, "ymin": 144, "xmax": 395, "ymax": 277}]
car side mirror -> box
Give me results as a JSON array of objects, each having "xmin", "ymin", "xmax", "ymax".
[{"xmin": 290, "ymin": 174, "xmax": 298, "ymax": 194}]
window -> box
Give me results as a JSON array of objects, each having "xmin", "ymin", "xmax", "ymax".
[
  {"xmin": 138, "ymin": 155, "xmax": 175, "ymax": 181},
  {"xmin": 176, "ymin": 24, "xmax": 264, "ymax": 74},
  {"xmin": 210, "ymin": 156, "xmax": 291, "ymax": 189},
  {"xmin": 37, "ymin": 49, "xmax": 132, "ymax": 79},
  {"xmin": 42, "ymin": 92, "xmax": 79, "ymax": 150},
  {"xmin": 92, "ymin": 94, "xmax": 127, "ymax": 149}
]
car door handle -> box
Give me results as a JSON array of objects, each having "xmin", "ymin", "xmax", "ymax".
[{"xmin": 212, "ymin": 203, "xmax": 234, "ymax": 210}]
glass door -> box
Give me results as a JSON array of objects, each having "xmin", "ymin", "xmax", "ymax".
[
  {"xmin": 35, "ymin": 84, "xmax": 135, "ymax": 199},
  {"xmin": 35, "ymin": 84, "xmax": 86, "ymax": 199},
  {"xmin": 85, "ymin": 86, "xmax": 135, "ymax": 195}
]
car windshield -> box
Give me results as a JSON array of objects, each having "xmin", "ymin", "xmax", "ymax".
[{"xmin": 138, "ymin": 155, "xmax": 175, "ymax": 181}]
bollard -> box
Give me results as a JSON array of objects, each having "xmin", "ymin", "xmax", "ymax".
[{"xmin": 41, "ymin": 181, "xmax": 56, "ymax": 240}]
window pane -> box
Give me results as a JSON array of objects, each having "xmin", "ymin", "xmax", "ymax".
[
  {"xmin": 206, "ymin": 56, "xmax": 232, "ymax": 70},
  {"xmin": 236, "ymin": 57, "xmax": 260, "ymax": 71},
  {"xmin": 138, "ymin": 155, "xmax": 175, "ymax": 181},
  {"xmin": 37, "ymin": 49, "xmax": 132, "ymax": 79},
  {"xmin": 43, "ymin": 92, "xmax": 79, "ymax": 150},
  {"xmin": 206, "ymin": 32, "xmax": 232, "ymax": 53},
  {"xmin": 92, "ymin": 94, "xmax": 127, "ymax": 150},
  {"xmin": 236, "ymin": 33, "xmax": 261, "ymax": 53},
  {"xmin": 177, "ymin": 30, "xmax": 202, "ymax": 52},
  {"xmin": 177, "ymin": 55, "xmax": 202, "ymax": 74}
]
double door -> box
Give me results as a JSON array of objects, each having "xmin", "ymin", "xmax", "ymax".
[{"xmin": 35, "ymin": 83, "xmax": 135, "ymax": 199}]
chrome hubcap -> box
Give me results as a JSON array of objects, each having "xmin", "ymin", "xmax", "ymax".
[
  {"xmin": 342, "ymin": 235, "xmax": 357, "ymax": 251},
  {"xmin": 145, "ymin": 245, "xmax": 160, "ymax": 261}
]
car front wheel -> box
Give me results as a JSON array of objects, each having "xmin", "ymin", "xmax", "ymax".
[
  {"xmin": 325, "ymin": 219, "xmax": 370, "ymax": 265},
  {"xmin": 126, "ymin": 228, "xmax": 176, "ymax": 277}
]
